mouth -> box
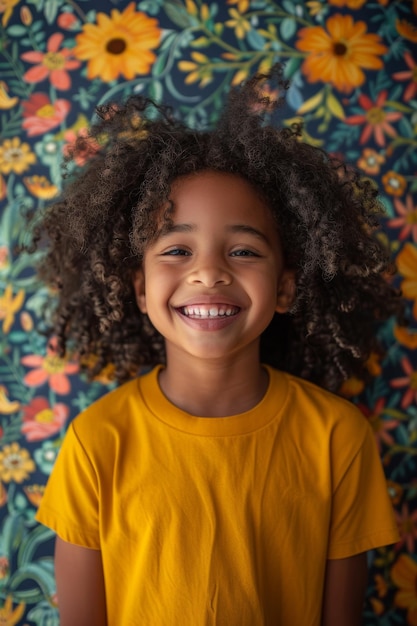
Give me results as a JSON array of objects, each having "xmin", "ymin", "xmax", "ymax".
[{"xmin": 178, "ymin": 305, "xmax": 240, "ymax": 319}]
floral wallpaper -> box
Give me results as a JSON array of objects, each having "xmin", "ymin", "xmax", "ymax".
[{"xmin": 0, "ymin": 0, "xmax": 416, "ymax": 624}]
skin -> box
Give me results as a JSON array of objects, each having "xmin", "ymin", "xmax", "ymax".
[{"xmin": 55, "ymin": 170, "xmax": 368, "ymax": 625}]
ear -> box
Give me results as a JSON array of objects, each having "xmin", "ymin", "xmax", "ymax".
[
  {"xmin": 132, "ymin": 268, "xmax": 147, "ymax": 314},
  {"xmin": 275, "ymin": 270, "xmax": 296, "ymax": 313}
]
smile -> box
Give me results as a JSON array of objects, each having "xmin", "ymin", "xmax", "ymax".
[{"xmin": 179, "ymin": 305, "xmax": 240, "ymax": 318}]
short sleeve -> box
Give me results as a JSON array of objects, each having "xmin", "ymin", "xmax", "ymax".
[
  {"xmin": 35, "ymin": 421, "xmax": 101, "ymax": 549},
  {"xmin": 327, "ymin": 419, "xmax": 399, "ymax": 559}
]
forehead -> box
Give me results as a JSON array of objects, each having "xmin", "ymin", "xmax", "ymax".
[{"xmin": 168, "ymin": 170, "xmax": 275, "ymax": 227}]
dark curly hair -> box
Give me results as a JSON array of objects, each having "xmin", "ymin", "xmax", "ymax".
[{"xmin": 33, "ymin": 66, "xmax": 403, "ymax": 392}]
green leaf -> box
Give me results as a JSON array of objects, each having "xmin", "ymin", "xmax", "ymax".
[
  {"xmin": 6, "ymin": 25, "xmax": 27, "ymax": 37},
  {"xmin": 164, "ymin": 3, "xmax": 192, "ymax": 28},
  {"xmin": 280, "ymin": 17, "xmax": 296, "ymax": 40}
]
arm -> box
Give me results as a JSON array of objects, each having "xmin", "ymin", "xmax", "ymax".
[
  {"xmin": 321, "ymin": 552, "xmax": 368, "ymax": 626},
  {"xmin": 55, "ymin": 536, "xmax": 107, "ymax": 626}
]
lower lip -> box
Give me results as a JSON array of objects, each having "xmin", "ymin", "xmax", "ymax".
[{"xmin": 176, "ymin": 311, "xmax": 240, "ymax": 331}]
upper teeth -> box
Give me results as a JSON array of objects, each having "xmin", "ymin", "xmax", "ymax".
[{"xmin": 181, "ymin": 305, "xmax": 238, "ymax": 318}]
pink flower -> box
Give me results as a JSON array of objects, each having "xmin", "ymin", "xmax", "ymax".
[
  {"xmin": 22, "ymin": 93, "xmax": 71, "ymax": 136},
  {"xmin": 391, "ymin": 357, "xmax": 417, "ymax": 409},
  {"xmin": 21, "ymin": 397, "xmax": 69, "ymax": 441},
  {"xmin": 21, "ymin": 33, "xmax": 80, "ymax": 90},
  {"xmin": 21, "ymin": 340, "xmax": 79, "ymax": 395},
  {"xmin": 345, "ymin": 90, "xmax": 402, "ymax": 146},
  {"xmin": 62, "ymin": 127, "xmax": 100, "ymax": 166},
  {"xmin": 388, "ymin": 195, "xmax": 417, "ymax": 243},
  {"xmin": 358, "ymin": 398, "xmax": 400, "ymax": 453},
  {"xmin": 392, "ymin": 51, "xmax": 417, "ymax": 102}
]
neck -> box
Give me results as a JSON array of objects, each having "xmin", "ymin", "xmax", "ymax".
[{"xmin": 158, "ymin": 351, "xmax": 269, "ymax": 417}]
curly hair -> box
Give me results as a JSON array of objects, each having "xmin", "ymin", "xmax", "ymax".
[{"xmin": 33, "ymin": 66, "xmax": 403, "ymax": 392}]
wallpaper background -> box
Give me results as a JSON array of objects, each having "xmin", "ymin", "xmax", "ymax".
[{"xmin": 0, "ymin": 0, "xmax": 416, "ymax": 624}]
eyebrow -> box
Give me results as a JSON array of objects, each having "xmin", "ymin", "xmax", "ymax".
[{"xmin": 158, "ymin": 223, "xmax": 270, "ymax": 243}]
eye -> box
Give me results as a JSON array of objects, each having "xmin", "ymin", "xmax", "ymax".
[
  {"xmin": 162, "ymin": 247, "xmax": 191, "ymax": 256},
  {"xmin": 231, "ymin": 249, "xmax": 260, "ymax": 257}
]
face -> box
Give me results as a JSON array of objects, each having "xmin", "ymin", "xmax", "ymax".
[{"xmin": 133, "ymin": 170, "xmax": 295, "ymax": 366}]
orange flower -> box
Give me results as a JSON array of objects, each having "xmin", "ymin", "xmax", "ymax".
[
  {"xmin": 396, "ymin": 19, "xmax": 417, "ymax": 43},
  {"xmin": 74, "ymin": 3, "xmax": 161, "ymax": 82},
  {"xmin": 21, "ymin": 339, "xmax": 79, "ymax": 395},
  {"xmin": 357, "ymin": 148, "xmax": 385, "ymax": 175},
  {"xmin": 382, "ymin": 170, "xmax": 407, "ymax": 197},
  {"xmin": 23, "ymin": 175, "xmax": 59, "ymax": 200},
  {"xmin": 295, "ymin": 14, "xmax": 387, "ymax": 93},
  {"xmin": 396, "ymin": 243, "xmax": 417, "ymax": 319},
  {"xmin": 391, "ymin": 554, "xmax": 417, "ymax": 625},
  {"xmin": 23, "ymin": 484, "xmax": 45, "ymax": 507},
  {"xmin": 394, "ymin": 324, "xmax": 417, "ymax": 349},
  {"xmin": 21, "ymin": 32, "xmax": 81, "ymax": 90},
  {"xmin": 328, "ymin": 0, "xmax": 366, "ymax": 7}
]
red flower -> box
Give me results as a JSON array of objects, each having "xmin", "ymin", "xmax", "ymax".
[
  {"xmin": 57, "ymin": 12, "xmax": 79, "ymax": 31},
  {"xmin": 21, "ymin": 33, "xmax": 80, "ymax": 90},
  {"xmin": 21, "ymin": 397, "xmax": 69, "ymax": 441},
  {"xmin": 22, "ymin": 93, "xmax": 71, "ymax": 136},
  {"xmin": 345, "ymin": 90, "xmax": 402, "ymax": 146},
  {"xmin": 392, "ymin": 51, "xmax": 417, "ymax": 102},
  {"xmin": 21, "ymin": 339, "xmax": 79, "ymax": 395}
]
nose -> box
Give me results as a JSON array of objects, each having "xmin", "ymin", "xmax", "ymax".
[{"xmin": 187, "ymin": 256, "xmax": 232, "ymax": 288}]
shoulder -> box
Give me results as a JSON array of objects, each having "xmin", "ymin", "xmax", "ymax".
[
  {"xmin": 71, "ymin": 366, "xmax": 159, "ymax": 439},
  {"xmin": 267, "ymin": 367, "xmax": 371, "ymax": 450}
]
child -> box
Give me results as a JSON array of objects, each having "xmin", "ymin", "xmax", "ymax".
[{"xmin": 35, "ymin": 67, "xmax": 403, "ymax": 626}]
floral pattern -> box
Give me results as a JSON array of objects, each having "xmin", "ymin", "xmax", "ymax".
[{"xmin": 0, "ymin": 1, "xmax": 416, "ymax": 623}]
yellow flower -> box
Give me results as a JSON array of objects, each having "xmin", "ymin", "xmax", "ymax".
[
  {"xmin": 23, "ymin": 175, "xmax": 59, "ymax": 200},
  {"xmin": 391, "ymin": 554, "xmax": 417, "ymax": 625},
  {"xmin": 0, "ymin": 443, "xmax": 35, "ymax": 483},
  {"xmin": 0, "ymin": 137, "xmax": 36, "ymax": 175},
  {"xmin": 178, "ymin": 51, "xmax": 213, "ymax": 87},
  {"xmin": 0, "ymin": 386, "xmax": 20, "ymax": 415},
  {"xmin": 226, "ymin": 7, "xmax": 251, "ymax": 39},
  {"xmin": 396, "ymin": 243, "xmax": 417, "ymax": 319},
  {"xmin": 0, "ymin": 595, "xmax": 25, "ymax": 625},
  {"xmin": 0, "ymin": 284, "xmax": 25, "ymax": 333},
  {"xmin": 296, "ymin": 14, "xmax": 387, "ymax": 93},
  {"xmin": 0, "ymin": 0, "xmax": 20, "ymax": 27},
  {"xmin": 74, "ymin": 3, "xmax": 161, "ymax": 82},
  {"xmin": 0, "ymin": 82, "xmax": 18, "ymax": 110},
  {"xmin": 227, "ymin": 0, "xmax": 250, "ymax": 14}
]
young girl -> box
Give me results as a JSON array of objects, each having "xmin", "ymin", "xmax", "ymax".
[{"xmin": 35, "ymin": 67, "xmax": 402, "ymax": 626}]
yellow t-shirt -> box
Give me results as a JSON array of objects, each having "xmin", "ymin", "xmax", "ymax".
[{"xmin": 36, "ymin": 365, "xmax": 398, "ymax": 626}]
